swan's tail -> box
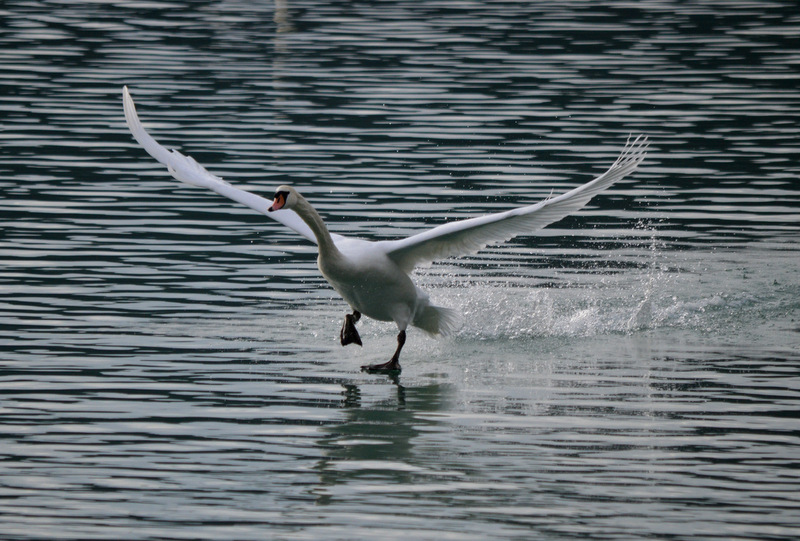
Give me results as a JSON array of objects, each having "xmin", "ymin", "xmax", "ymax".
[{"xmin": 413, "ymin": 304, "xmax": 462, "ymax": 337}]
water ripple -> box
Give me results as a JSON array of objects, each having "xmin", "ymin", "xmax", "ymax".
[{"xmin": 2, "ymin": 0, "xmax": 800, "ymax": 539}]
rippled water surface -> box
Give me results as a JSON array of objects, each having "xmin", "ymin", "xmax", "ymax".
[{"xmin": 2, "ymin": 1, "xmax": 799, "ymax": 539}]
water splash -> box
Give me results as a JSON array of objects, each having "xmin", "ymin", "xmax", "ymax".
[{"xmin": 421, "ymin": 237, "xmax": 796, "ymax": 343}]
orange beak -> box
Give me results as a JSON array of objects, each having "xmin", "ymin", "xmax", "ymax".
[{"xmin": 268, "ymin": 192, "xmax": 286, "ymax": 212}]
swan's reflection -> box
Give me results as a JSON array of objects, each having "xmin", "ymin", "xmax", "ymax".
[{"xmin": 311, "ymin": 378, "xmax": 452, "ymax": 505}]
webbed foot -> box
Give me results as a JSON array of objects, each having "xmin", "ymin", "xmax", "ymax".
[
  {"xmin": 360, "ymin": 330, "xmax": 405, "ymax": 373},
  {"xmin": 361, "ymin": 358, "xmax": 401, "ymax": 373},
  {"xmin": 340, "ymin": 311, "xmax": 362, "ymax": 347}
]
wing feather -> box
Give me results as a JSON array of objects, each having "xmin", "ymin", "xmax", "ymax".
[
  {"xmin": 122, "ymin": 86, "xmax": 321, "ymax": 244},
  {"xmin": 380, "ymin": 135, "xmax": 648, "ymax": 273}
]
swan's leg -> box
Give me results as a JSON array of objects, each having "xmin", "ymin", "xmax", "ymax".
[
  {"xmin": 361, "ymin": 330, "xmax": 405, "ymax": 373},
  {"xmin": 340, "ymin": 310, "xmax": 362, "ymax": 347}
]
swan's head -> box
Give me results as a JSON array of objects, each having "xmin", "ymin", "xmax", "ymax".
[{"xmin": 268, "ymin": 185, "xmax": 299, "ymax": 212}]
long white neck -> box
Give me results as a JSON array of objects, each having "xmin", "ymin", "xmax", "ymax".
[{"xmin": 293, "ymin": 194, "xmax": 340, "ymax": 256}]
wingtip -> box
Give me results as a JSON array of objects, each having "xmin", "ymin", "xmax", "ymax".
[
  {"xmin": 122, "ymin": 86, "xmax": 143, "ymax": 148},
  {"xmin": 121, "ymin": 85, "xmax": 174, "ymax": 166},
  {"xmin": 616, "ymin": 133, "xmax": 649, "ymax": 168},
  {"xmin": 122, "ymin": 85, "xmax": 136, "ymax": 124}
]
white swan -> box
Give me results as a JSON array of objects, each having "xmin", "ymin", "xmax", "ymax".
[{"xmin": 122, "ymin": 86, "xmax": 648, "ymax": 372}]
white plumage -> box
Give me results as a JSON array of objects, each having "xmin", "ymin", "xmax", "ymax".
[{"xmin": 123, "ymin": 86, "xmax": 648, "ymax": 372}]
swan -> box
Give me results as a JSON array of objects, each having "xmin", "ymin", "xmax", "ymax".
[{"xmin": 122, "ymin": 86, "xmax": 648, "ymax": 372}]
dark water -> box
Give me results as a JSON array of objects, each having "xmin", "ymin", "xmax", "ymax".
[{"xmin": 2, "ymin": 1, "xmax": 799, "ymax": 539}]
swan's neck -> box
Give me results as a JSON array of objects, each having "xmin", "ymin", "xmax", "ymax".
[{"xmin": 293, "ymin": 194, "xmax": 339, "ymax": 256}]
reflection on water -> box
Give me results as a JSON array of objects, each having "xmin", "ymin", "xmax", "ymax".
[
  {"xmin": 313, "ymin": 382, "xmax": 446, "ymax": 505},
  {"xmin": 1, "ymin": 0, "xmax": 799, "ymax": 539}
]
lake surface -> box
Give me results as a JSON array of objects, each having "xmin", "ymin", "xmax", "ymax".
[{"xmin": 2, "ymin": 1, "xmax": 799, "ymax": 539}]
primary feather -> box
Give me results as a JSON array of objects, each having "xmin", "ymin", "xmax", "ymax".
[
  {"xmin": 377, "ymin": 135, "xmax": 647, "ymax": 273},
  {"xmin": 123, "ymin": 86, "xmax": 327, "ymax": 244}
]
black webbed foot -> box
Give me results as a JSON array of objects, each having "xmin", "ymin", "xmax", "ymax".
[
  {"xmin": 360, "ymin": 330, "xmax": 405, "ymax": 373},
  {"xmin": 360, "ymin": 358, "xmax": 401, "ymax": 373},
  {"xmin": 340, "ymin": 311, "xmax": 362, "ymax": 347}
]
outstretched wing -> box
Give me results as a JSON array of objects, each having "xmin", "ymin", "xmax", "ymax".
[
  {"xmin": 122, "ymin": 86, "xmax": 321, "ymax": 244},
  {"xmin": 379, "ymin": 135, "xmax": 648, "ymax": 273}
]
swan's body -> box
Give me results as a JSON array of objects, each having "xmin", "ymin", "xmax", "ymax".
[
  {"xmin": 122, "ymin": 86, "xmax": 648, "ymax": 371},
  {"xmin": 269, "ymin": 187, "xmax": 459, "ymax": 344}
]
